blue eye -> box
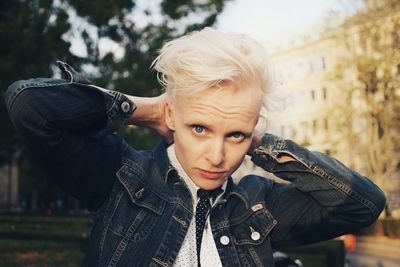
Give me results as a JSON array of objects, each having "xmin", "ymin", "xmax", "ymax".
[
  {"xmin": 231, "ymin": 132, "xmax": 243, "ymax": 138},
  {"xmin": 193, "ymin": 125, "xmax": 205, "ymax": 134},
  {"xmin": 227, "ymin": 132, "xmax": 245, "ymax": 142}
]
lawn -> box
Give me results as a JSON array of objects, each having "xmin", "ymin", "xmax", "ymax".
[
  {"xmin": 0, "ymin": 215, "xmax": 91, "ymax": 267},
  {"xmin": 0, "ymin": 214, "xmax": 344, "ymax": 267}
]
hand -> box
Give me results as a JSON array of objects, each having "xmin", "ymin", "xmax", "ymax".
[{"xmin": 124, "ymin": 93, "xmax": 173, "ymax": 143}]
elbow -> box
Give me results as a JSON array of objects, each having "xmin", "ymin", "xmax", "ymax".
[
  {"xmin": 4, "ymin": 80, "xmax": 43, "ymax": 130},
  {"xmin": 374, "ymin": 187, "xmax": 387, "ymax": 219},
  {"xmin": 365, "ymin": 187, "xmax": 386, "ymax": 227},
  {"xmin": 4, "ymin": 81, "xmax": 19, "ymax": 112},
  {"xmin": 4, "ymin": 80, "xmax": 32, "ymax": 112}
]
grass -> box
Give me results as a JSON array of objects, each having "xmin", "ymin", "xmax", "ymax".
[
  {"xmin": 0, "ymin": 239, "xmax": 86, "ymax": 267},
  {"xmin": 0, "ymin": 215, "xmax": 91, "ymax": 241},
  {"xmin": 0, "ymin": 214, "xmax": 91, "ymax": 267},
  {"xmin": 0, "ymin": 214, "xmax": 345, "ymax": 267}
]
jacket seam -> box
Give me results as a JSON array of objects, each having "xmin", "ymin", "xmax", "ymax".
[
  {"xmin": 293, "ymin": 154, "xmax": 379, "ymax": 218},
  {"xmin": 256, "ymin": 144, "xmax": 379, "ymax": 218}
]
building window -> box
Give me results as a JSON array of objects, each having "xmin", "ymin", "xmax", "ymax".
[
  {"xmin": 312, "ymin": 119, "xmax": 317, "ymax": 134},
  {"xmin": 322, "ymin": 87, "xmax": 327, "ymax": 100},
  {"xmin": 310, "ymin": 90, "xmax": 316, "ymax": 101},
  {"xmin": 324, "ymin": 118, "xmax": 329, "ymax": 130},
  {"xmin": 321, "ymin": 56, "xmax": 326, "ymax": 70}
]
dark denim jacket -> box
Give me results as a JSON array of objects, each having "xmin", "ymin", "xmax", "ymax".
[{"xmin": 5, "ymin": 62, "xmax": 386, "ymax": 267}]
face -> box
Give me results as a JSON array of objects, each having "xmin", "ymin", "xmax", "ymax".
[{"xmin": 165, "ymin": 83, "xmax": 263, "ymax": 190}]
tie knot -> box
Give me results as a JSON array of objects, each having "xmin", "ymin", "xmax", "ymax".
[
  {"xmin": 197, "ymin": 189, "xmax": 209, "ymax": 199},
  {"xmin": 197, "ymin": 188, "xmax": 223, "ymax": 200}
]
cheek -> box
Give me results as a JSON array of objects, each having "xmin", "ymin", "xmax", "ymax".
[
  {"xmin": 225, "ymin": 141, "xmax": 251, "ymax": 166},
  {"xmin": 174, "ymin": 129, "xmax": 204, "ymax": 160}
]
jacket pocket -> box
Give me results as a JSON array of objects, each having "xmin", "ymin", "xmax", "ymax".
[
  {"xmin": 231, "ymin": 202, "xmax": 277, "ymax": 245},
  {"xmin": 230, "ymin": 203, "xmax": 277, "ymax": 267},
  {"xmin": 107, "ymin": 164, "xmax": 167, "ymax": 242}
]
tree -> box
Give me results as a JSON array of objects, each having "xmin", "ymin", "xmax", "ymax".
[
  {"xmin": 326, "ymin": 0, "xmax": 400, "ymax": 215},
  {"xmin": 0, "ymin": 0, "xmax": 230, "ymax": 211}
]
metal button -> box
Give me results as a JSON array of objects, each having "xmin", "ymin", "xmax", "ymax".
[
  {"xmin": 251, "ymin": 231, "xmax": 261, "ymax": 241},
  {"xmin": 121, "ymin": 101, "xmax": 131, "ymax": 113},
  {"xmin": 220, "ymin": 235, "xmax": 230, "ymax": 245}
]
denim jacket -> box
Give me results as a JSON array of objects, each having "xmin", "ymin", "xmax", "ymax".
[{"xmin": 5, "ymin": 62, "xmax": 386, "ymax": 267}]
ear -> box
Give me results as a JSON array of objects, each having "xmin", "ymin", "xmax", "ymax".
[{"xmin": 165, "ymin": 99, "xmax": 175, "ymax": 131}]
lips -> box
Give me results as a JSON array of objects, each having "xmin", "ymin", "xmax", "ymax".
[{"xmin": 197, "ymin": 169, "xmax": 227, "ymax": 179}]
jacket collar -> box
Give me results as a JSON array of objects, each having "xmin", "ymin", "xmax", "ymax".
[
  {"xmin": 153, "ymin": 140, "xmax": 250, "ymax": 209},
  {"xmin": 152, "ymin": 140, "xmax": 178, "ymax": 182}
]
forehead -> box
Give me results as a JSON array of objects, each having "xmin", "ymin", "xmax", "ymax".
[{"xmin": 174, "ymin": 84, "xmax": 263, "ymax": 129}]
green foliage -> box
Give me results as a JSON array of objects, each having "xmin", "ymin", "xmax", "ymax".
[
  {"xmin": 0, "ymin": 0, "xmax": 231, "ymax": 208},
  {"xmin": 0, "ymin": 0, "xmax": 77, "ymax": 164}
]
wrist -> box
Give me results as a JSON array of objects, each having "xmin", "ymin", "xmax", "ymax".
[{"xmin": 124, "ymin": 95, "xmax": 160, "ymax": 126}]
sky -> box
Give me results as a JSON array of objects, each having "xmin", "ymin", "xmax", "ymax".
[
  {"xmin": 70, "ymin": 0, "xmax": 345, "ymax": 58},
  {"xmin": 216, "ymin": 0, "xmax": 344, "ymax": 48}
]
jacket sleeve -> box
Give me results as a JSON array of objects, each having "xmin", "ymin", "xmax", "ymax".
[
  {"xmin": 4, "ymin": 61, "xmax": 136, "ymax": 211},
  {"xmin": 250, "ymin": 133, "xmax": 386, "ymax": 248}
]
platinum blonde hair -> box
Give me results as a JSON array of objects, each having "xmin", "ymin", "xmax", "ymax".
[{"xmin": 151, "ymin": 27, "xmax": 271, "ymax": 105}]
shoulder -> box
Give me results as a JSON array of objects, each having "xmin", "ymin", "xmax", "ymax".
[
  {"xmin": 238, "ymin": 174, "xmax": 273, "ymax": 187},
  {"xmin": 119, "ymin": 140, "xmax": 169, "ymax": 180},
  {"xmin": 238, "ymin": 174, "xmax": 274, "ymax": 196}
]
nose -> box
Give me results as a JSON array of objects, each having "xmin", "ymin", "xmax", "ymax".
[{"xmin": 206, "ymin": 139, "xmax": 225, "ymax": 166}]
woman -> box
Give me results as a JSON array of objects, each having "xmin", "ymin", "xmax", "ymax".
[{"xmin": 5, "ymin": 27, "xmax": 385, "ymax": 266}]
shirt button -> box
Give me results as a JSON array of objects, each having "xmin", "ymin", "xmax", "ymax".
[
  {"xmin": 121, "ymin": 101, "xmax": 131, "ymax": 113},
  {"xmin": 220, "ymin": 235, "xmax": 230, "ymax": 245},
  {"xmin": 251, "ymin": 231, "xmax": 261, "ymax": 241}
]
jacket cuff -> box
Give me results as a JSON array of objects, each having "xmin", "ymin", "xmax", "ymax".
[
  {"xmin": 251, "ymin": 133, "xmax": 286, "ymax": 171},
  {"xmin": 57, "ymin": 61, "xmax": 136, "ymax": 137},
  {"xmin": 95, "ymin": 88, "xmax": 136, "ymax": 137}
]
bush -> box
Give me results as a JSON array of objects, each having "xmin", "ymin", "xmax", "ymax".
[{"xmin": 357, "ymin": 218, "xmax": 400, "ymax": 238}]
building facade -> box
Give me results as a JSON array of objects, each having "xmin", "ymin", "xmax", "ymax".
[{"xmin": 266, "ymin": 23, "xmax": 400, "ymax": 215}]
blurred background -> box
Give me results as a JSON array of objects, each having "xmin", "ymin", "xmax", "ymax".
[{"xmin": 0, "ymin": 0, "xmax": 399, "ymax": 266}]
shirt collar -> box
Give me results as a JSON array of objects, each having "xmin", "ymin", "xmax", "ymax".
[{"xmin": 167, "ymin": 144, "xmax": 227, "ymax": 202}]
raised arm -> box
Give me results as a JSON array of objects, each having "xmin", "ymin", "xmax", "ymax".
[
  {"xmin": 4, "ymin": 61, "xmax": 165, "ymax": 211},
  {"xmin": 244, "ymin": 131, "xmax": 386, "ymax": 248}
]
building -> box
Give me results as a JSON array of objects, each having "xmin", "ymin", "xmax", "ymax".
[{"xmin": 266, "ymin": 17, "xmax": 400, "ymax": 215}]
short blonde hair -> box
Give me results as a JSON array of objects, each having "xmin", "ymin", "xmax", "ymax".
[{"xmin": 152, "ymin": 27, "xmax": 271, "ymax": 101}]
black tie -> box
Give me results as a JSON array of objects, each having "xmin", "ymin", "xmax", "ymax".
[
  {"xmin": 195, "ymin": 188, "xmax": 222, "ymax": 267},
  {"xmin": 196, "ymin": 189, "xmax": 210, "ymax": 267}
]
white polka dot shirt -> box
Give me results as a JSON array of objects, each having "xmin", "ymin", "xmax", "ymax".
[{"xmin": 167, "ymin": 145, "xmax": 226, "ymax": 267}]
